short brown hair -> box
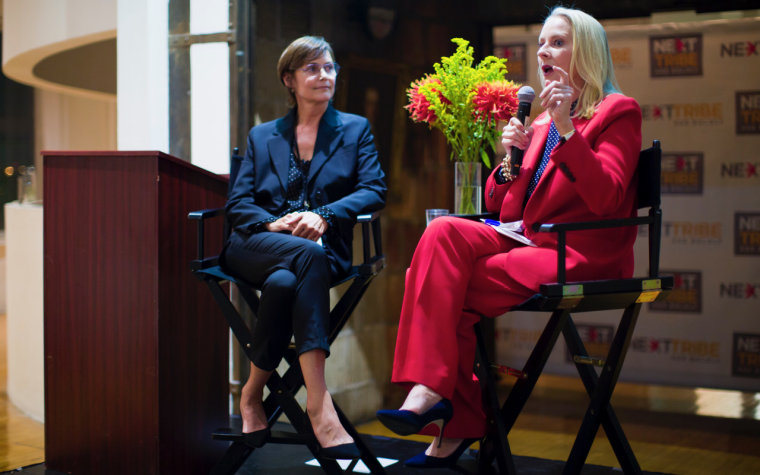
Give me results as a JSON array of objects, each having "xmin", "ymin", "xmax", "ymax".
[{"xmin": 277, "ymin": 36, "xmax": 335, "ymax": 104}]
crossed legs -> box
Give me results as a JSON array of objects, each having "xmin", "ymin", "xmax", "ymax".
[
  {"xmin": 389, "ymin": 217, "xmax": 534, "ymax": 458},
  {"xmin": 240, "ymin": 351, "xmax": 353, "ymax": 449},
  {"xmin": 222, "ymin": 231, "xmax": 352, "ymax": 449}
]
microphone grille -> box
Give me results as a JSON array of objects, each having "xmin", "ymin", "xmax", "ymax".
[{"xmin": 517, "ymin": 85, "xmax": 535, "ymax": 102}]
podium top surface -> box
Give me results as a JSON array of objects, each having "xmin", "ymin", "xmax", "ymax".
[{"xmin": 42, "ymin": 150, "xmax": 228, "ymax": 184}]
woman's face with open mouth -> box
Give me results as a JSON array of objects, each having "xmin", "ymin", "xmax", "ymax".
[{"xmin": 537, "ymin": 15, "xmax": 574, "ymax": 86}]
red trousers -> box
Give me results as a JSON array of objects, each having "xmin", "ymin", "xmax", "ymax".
[{"xmin": 391, "ymin": 217, "xmax": 535, "ymax": 438}]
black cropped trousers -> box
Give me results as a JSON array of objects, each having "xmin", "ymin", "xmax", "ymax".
[{"xmin": 220, "ymin": 230, "xmax": 340, "ymax": 371}]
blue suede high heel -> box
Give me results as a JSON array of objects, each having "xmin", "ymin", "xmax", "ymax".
[
  {"xmin": 404, "ymin": 438, "xmax": 479, "ymax": 468},
  {"xmin": 375, "ymin": 399, "xmax": 453, "ymax": 437}
]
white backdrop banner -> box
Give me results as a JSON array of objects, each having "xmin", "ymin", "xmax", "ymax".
[{"xmin": 493, "ymin": 15, "xmax": 760, "ymax": 391}]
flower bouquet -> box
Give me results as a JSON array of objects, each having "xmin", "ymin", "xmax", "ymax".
[{"xmin": 406, "ymin": 38, "xmax": 520, "ymax": 213}]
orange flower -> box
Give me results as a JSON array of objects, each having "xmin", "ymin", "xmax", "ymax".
[
  {"xmin": 472, "ymin": 80, "xmax": 519, "ymax": 125},
  {"xmin": 405, "ymin": 75, "xmax": 445, "ymax": 124}
]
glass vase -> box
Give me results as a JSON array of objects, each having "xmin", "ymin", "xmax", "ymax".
[{"xmin": 454, "ymin": 161, "xmax": 482, "ymax": 215}]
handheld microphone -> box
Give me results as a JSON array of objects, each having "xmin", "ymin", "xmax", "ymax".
[{"xmin": 508, "ymin": 85, "xmax": 536, "ymax": 177}]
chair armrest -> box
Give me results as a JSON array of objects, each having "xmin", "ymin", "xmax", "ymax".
[
  {"xmin": 356, "ymin": 211, "xmax": 384, "ymax": 274},
  {"xmin": 189, "ymin": 207, "xmax": 225, "ymax": 220},
  {"xmin": 451, "ymin": 212, "xmax": 499, "ymax": 222},
  {"xmin": 534, "ymin": 215, "xmax": 650, "ymax": 234},
  {"xmin": 188, "ymin": 207, "xmax": 226, "ymax": 270},
  {"xmin": 357, "ymin": 211, "xmax": 381, "ymax": 223},
  {"xmin": 534, "ymin": 214, "xmax": 654, "ymax": 284}
]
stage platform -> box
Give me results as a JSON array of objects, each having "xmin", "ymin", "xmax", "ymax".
[{"xmin": 4, "ymin": 424, "xmax": 669, "ymax": 475}]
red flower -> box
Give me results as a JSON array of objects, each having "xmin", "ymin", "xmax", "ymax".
[
  {"xmin": 472, "ymin": 80, "xmax": 519, "ymax": 125},
  {"xmin": 405, "ymin": 75, "xmax": 445, "ymax": 124}
]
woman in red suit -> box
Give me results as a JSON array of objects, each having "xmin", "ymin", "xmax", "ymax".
[{"xmin": 377, "ymin": 6, "xmax": 642, "ymax": 468}]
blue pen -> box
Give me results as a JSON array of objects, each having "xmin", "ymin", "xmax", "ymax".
[{"xmin": 484, "ymin": 219, "xmax": 500, "ymax": 226}]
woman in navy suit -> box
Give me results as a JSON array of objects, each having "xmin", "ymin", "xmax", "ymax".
[{"xmin": 221, "ymin": 36, "xmax": 386, "ymax": 458}]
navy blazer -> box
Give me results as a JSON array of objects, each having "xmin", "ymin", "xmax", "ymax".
[{"xmin": 226, "ymin": 104, "xmax": 387, "ymax": 276}]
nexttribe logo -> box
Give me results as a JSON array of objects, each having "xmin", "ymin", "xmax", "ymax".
[
  {"xmin": 733, "ymin": 333, "xmax": 760, "ymax": 378},
  {"xmin": 496, "ymin": 327, "xmax": 542, "ymax": 353},
  {"xmin": 720, "ymin": 40, "xmax": 759, "ymax": 58},
  {"xmin": 719, "ymin": 282, "xmax": 760, "ymax": 300},
  {"xmin": 649, "ymin": 270, "xmax": 701, "ymax": 313},
  {"xmin": 610, "ymin": 47, "xmax": 633, "ymax": 69},
  {"xmin": 736, "ymin": 91, "xmax": 760, "ymax": 134},
  {"xmin": 720, "ymin": 161, "xmax": 759, "ymax": 180},
  {"xmin": 638, "ymin": 220, "xmax": 721, "ymax": 246},
  {"xmin": 631, "ymin": 337, "xmax": 720, "ymax": 363},
  {"xmin": 641, "ymin": 103, "xmax": 722, "ymax": 126},
  {"xmin": 494, "ymin": 43, "xmax": 527, "ymax": 82},
  {"xmin": 735, "ymin": 212, "xmax": 760, "ymax": 255},
  {"xmin": 661, "ymin": 152, "xmax": 703, "ymax": 194},
  {"xmin": 563, "ymin": 324, "xmax": 614, "ymax": 363},
  {"xmin": 650, "ymin": 34, "xmax": 702, "ymax": 77},
  {"xmin": 661, "ymin": 220, "xmax": 721, "ymax": 245}
]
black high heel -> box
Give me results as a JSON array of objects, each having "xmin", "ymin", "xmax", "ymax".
[
  {"xmin": 376, "ymin": 399, "xmax": 453, "ymax": 437},
  {"xmin": 242, "ymin": 427, "xmax": 271, "ymax": 448},
  {"xmin": 404, "ymin": 438, "xmax": 479, "ymax": 468},
  {"xmin": 319, "ymin": 442, "xmax": 361, "ymax": 460}
]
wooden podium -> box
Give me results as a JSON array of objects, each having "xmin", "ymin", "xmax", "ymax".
[{"xmin": 43, "ymin": 151, "xmax": 229, "ymax": 474}]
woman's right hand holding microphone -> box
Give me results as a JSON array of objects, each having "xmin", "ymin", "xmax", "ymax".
[{"xmin": 499, "ymin": 117, "xmax": 534, "ymax": 181}]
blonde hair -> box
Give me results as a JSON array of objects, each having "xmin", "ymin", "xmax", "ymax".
[
  {"xmin": 544, "ymin": 6, "xmax": 620, "ymax": 119},
  {"xmin": 277, "ymin": 36, "xmax": 335, "ymax": 105}
]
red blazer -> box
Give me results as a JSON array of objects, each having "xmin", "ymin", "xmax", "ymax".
[{"xmin": 484, "ymin": 93, "xmax": 642, "ymax": 290}]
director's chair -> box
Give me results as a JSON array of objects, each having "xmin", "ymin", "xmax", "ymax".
[
  {"xmin": 188, "ymin": 149, "xmax": 387, "ymax": 474},
  {"xmin": 470, "ymin": 140, "xmax": 673, "ymax": 474}
]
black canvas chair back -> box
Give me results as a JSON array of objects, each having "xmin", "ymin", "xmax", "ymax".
[
  {"xmin": 637, "ymin": 141, "xmax": 661, "ymax": 209},
  {"xmin": 189, "ymin": 148, "xmax": 386, "ymax": 474},
  {"xmin": 229, "ymin": 148, "xmax": 243, "ymax": 191},
  {"xmin": 472, "ymin": 140, "xmax": 673, "ymax": 474},
  {"xmin": 637, "ymin": 141, "xmax": 663, "ymax": 277}
]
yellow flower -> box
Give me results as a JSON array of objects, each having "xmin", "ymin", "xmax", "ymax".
[{"xmin": 404, "ymin": 38, "xmax": 521, "ymax": 167}]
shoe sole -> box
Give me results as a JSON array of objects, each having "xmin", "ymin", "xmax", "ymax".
[{"xmin": 376, "ymin": 413, "xmax": 422, "ymax": 436}]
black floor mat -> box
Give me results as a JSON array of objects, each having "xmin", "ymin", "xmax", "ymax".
[{"xmin": 7, "ymin": 430, "xmax": 669, "ymax": 475}]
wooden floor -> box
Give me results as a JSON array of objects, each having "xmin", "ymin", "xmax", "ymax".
[
  {"xmin": 1, "ymin": 313, "xmax": 45, "ymax": 471},
  {"xmin": 362, "ymin": 378, "xmax": 760, "ymax": 474},
  {"xmin": 2, "ymin": 307, "xmax": 759, "ymax": 473}
]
